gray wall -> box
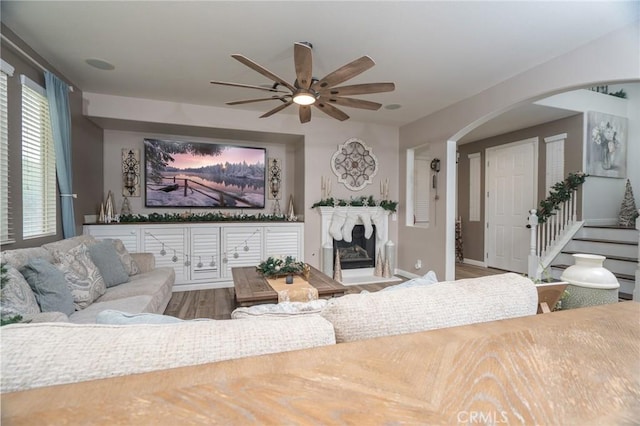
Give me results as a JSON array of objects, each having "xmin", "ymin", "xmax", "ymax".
[
  {"xmin": 0, "ymin": 25, "xmax": 104, "ymax": 249},
  {"xmin": 456, "ymin": 114, "xmax": 583, "ymax": 263}
]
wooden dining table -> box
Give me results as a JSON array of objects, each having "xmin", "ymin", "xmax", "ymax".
[{"xmin": 2, "ymin": 302, "xmax": 639, "ymax": 425}]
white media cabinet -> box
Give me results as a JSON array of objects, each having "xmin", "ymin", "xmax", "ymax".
[{"xmin": 83, "ymin": 222, "xmax": 304, "ymax": 291}]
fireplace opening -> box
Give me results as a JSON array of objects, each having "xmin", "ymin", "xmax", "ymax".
[{"xmin": 333, "ymin": 225, "xmax": 376, "ymax": 270}]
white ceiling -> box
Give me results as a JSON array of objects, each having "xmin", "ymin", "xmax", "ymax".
[{"xmin": 1, "ymin": 1, "xmax": 638, "ymax": 128}]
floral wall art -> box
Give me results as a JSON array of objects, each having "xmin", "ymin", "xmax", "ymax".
[
  {"xmin": 586, "ymin": 111, "xmax": 628, "ymax": 178},
  {"xmin": 331, "ymin": 138, "xmax": 379, "ymax": 191}
]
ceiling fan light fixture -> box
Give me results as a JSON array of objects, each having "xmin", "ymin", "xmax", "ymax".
[{"xmin": 293, "ymin": 89, "xmax": 316, "ymax": 105}]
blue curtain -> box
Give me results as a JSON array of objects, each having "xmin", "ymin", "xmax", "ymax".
[{"xmin": 45, "ymin": 71, "xmax": 76, "ymax": 238}]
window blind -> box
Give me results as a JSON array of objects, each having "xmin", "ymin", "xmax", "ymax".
[
  {"xmin": 468, "ymin": 153, "xmax": 481, "ymax": 222},
  {"xmin": 545, "ymin": 134, "xmax": 566, "ymax": 195},
  {"xmin": 414, "ymin": 157, "xmax": 430, "ymax": 224},
  {"xmin": 0, "ymin": 62, "xmax": 13, "ymax": 244},
  {"xmin": 21, "ymin": 75, "xmax": 56, "ymax": 239}
]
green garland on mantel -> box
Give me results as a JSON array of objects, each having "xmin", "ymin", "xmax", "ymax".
[
  {"xmin": 119, "ymin": 212, "xmax": 294, "ymax": 223},
  {"xmin": 536, "ymin": 172, "xmax": 588, "ymax": 224},
  {"xmin": 312, "ymin": 196, "xmax": 398, "ymax": 213}
]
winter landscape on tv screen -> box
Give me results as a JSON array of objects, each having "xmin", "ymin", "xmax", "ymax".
[{"xmin": 144, "ymin": 139, "xmax": 266, "ymax": 208}]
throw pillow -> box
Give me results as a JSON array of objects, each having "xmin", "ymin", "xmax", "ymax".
[
  {"xmin": 380, "ymin": 270, "xmax": 438, "ymax": 292},
  {"xmin": 20, "ymin": 258, "xmax": 75, "ymax": 316},
  {"xmin": 95, "ymin": 310, "xmax": 185, "ymax": 324},
  {"xmin": 55, "ymin": 243, "xmax": 107, "ymax": 310},
  {"xmin": 1, "ymin": 264, "xmax": 41, "ymax": 319},
  {"xmin": 105, "ymin": 239, "xmax": 140, "ymax": 276},
  {"xmin": 88, "ymin": 241, "xmax": 130, "ymax": 288},
  {"xmin": 43, "ymin": 235, "xmax": 97, "ymax": 262}
]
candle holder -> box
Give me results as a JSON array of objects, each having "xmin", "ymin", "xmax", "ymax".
[{"xmin": 121, "ymin": 149, "xmax": 140, "ymax": 197}]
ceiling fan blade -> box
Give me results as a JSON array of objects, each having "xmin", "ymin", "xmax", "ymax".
[
  {"xmin": 231, "ymin": 54, "xmax": 296, "ymax": 92},
  {"xmin": 294, "ymin": 42, "xmax": 313, "ymax": 89},
  {"xmin": 210, "ymin": 80, "xmax": 288, "ymax": 94},
  {"xmin": 226, "ymin": 96, "xmax": 287, "ymax": 105},
  {"xmin": 299, "ymin": 105, "xmax": 311, "ymax": 123},
  {"xmin": 312, "ymin": 56, "xmax": 375, "ymax": 91},
  {"xmin": 318, "ymin": 96, "xmax": 381, "ymax": 111},
  {"xmin": 318, "ymin": 83, "xmax": 395, "ymax": 96},
  {"xmin": 314, "ymin": 101, "xmax": 349, "ymax": 121},
  {"xmin": 260, "ymin": 101, "xmax": 293, "ymax": 118}
]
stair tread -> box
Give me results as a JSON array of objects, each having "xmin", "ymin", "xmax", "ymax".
[
  {"xmin": 584, "ymin": 225, "xmax": 639, "ymax": 230},
  {"xmin": 571, "ymin": 237, "xmax": 637, "ymax": 246},
  {"xmin": 560, "ymin": 251, "xmax": 638, "ymax": 263},
  {"xmin": 551, "ymin": 264, "xmax": 635, "ymax": 281}
]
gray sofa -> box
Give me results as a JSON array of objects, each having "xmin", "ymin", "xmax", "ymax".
[
  {"xmin": 1, "ymin": 272, "xmax": 537, "ymax": 393},
  {"xmin": 1, "ymin": 235, "xmax": 175, "ymax": 324}
]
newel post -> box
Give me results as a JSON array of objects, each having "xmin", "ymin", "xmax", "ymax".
[{"xmin": 527, "ymin": 209, "xmax": 540, "ymax": 280}]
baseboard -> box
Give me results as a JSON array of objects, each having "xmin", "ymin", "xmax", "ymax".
[
  {"xmin": 172, "ymin": 281, "xmax": 233, "ymax": 292},
  {"xmin": 463, "ymin": 258, "xmax": 486, "ymax": 267}
]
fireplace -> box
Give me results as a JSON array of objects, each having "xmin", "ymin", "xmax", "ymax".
[
  {"xmin": 334, "ymin": 225, "xmax": 376, "ymax": 270},
  {"xmin": 317, "ymin": 206, "xmax": 398, "ymax": 285}
]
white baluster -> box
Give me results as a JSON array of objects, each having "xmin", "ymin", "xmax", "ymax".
[{"xmin": 527, "ymin": 209, "xmax": 539, "ymax": 279}]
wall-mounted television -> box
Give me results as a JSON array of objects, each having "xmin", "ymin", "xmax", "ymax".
[{"xmin": 144, "ymin": 139, "xmax": 266, "ymax": 208}]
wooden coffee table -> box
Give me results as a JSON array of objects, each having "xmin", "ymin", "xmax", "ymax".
[{"xmin": 232, "ymin": 265, "xmax": 347, "ymax": 307}]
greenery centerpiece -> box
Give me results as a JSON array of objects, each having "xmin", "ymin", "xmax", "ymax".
[{"xmin": 257, "ymin": 256, "xmax": 308, "ymax": 282}]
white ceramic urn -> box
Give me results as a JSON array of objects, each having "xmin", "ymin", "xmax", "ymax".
[{"xmin": 560, "ymin": 253, "xmax": 619, "ymax": 308}]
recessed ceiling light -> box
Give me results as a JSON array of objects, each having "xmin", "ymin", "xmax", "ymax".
[
  {"xmin": 384, "ymin": 104, "xmax": 402, "ymax": 110},
  {"xmin": 85, "ymin": 58, "xmax": 115, "ymax": 71}
]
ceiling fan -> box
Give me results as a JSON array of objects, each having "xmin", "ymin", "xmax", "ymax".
[{"xmin": 210, "ymin": 42, "xmax": 395, "ymax": 124}]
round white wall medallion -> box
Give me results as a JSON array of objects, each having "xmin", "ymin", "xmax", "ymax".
[{"xmin": 331, "ymin": 138, "xmax": 378, "ymax": 191}]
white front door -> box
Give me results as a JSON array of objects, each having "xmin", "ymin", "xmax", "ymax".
[{"xmin": 485, "ymin": 138, "xmax": 538, "ymax": 273}]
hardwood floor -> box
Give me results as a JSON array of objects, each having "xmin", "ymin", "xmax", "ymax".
[
  {"xmin": 163, "ymin": 263, "xmax": 508, "ymax": 320},
  {"xmin": 454, "ymin": 263, "xmax": 508, "ymax": 279}
]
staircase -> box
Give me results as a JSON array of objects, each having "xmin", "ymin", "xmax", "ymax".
[{"xmin": 549, "ymin": 225, "xmax": 639, "ymax": 299}]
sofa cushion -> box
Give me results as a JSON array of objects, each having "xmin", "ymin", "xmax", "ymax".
[
  {"xmin": 96, "ymin": 267, "xmax": 175, "ymax": 314},
  {"xmin": 321, "ymin": 273, "xmax": 538, "ymax": 343},
  {"xmin": 23, "ymin": 311, "xmax": 70, "ymax": 323},
  {"xmin": 68, "ymin": 295, "xmax": 154, "ymax": 324},
  {"xmin": 380, "ymin": 270, "xmax": 438, "ymax": 291},
  {"xmin": 88, "ymin": 240, "xmax": 129, "ymax": 287},
  {"xmin": 55, "ymin": 243, "xmax": 106, "ymax": 310},
  {"xmin": 1, "ymin": 316, "xmax": 337, "ymax": 392},
  {"xmin": 96, "ymin": 310, "xmax": 184, "ymax": 324},
  {"xmin": 105, "ymin": 238, "xmax": 139, "ymax": 276},
  {"xmin": 1, "ymin": 264, "xmax": 40, "ymax": 319},
  {"xmin": 1, "ymin": 247, "xmax": 54, "ymax": 270},
  {"xmin": 20, "ymin": 258, "xmax": 75, "ymax": 316},
  {"xmin": 232, "ymin": 300, "xmax": 328, "ymax": 319}
]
